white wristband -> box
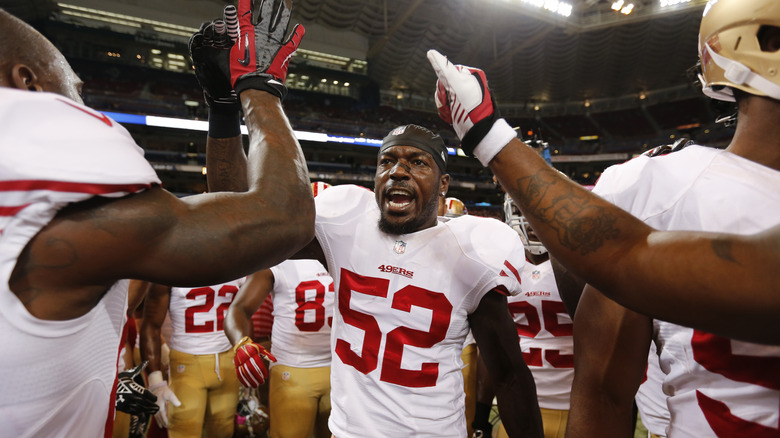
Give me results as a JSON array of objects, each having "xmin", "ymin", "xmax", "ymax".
[
  {"xmin": 148, "ymin": 370, "xmax": 164, "ymax": 386},
  {"xmin": 473, "ymin": 118, "xmax": 516, "ymax": 167}
]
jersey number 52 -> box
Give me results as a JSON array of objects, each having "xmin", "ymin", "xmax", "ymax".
[{"xmin": 335, "ymin": 268, "xmax": 453, "ymax": 388}]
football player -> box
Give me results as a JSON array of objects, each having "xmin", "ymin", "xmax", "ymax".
[
  {"xmin": 225, "ymin": 182, "xmax": 335, "ymax": 438},
  {"xmin": 473, "ymin": 197, "xmax": 575, "ymax": 438},
  {"xmin": 426, "ymin": 15, "xmax": 780, "ymax": 345},
  {"xmin": 0, "ymin": 3, "xmax": 311, "ymax": 436},
  {"xmin": 139, "ymin": 278, "xmax": 245, "ymax": 438},
  {"xmin": 212, "ymin": 121, "xmax": 544, "ymax": 436},
  {"xmin": 427, "ymin": 0, "xmax": 780, "ymax": 434}
]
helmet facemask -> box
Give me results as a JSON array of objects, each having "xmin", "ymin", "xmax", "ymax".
[{"xmin": 503, "ymin": 194, "xmax": 547, "ymax": 256}]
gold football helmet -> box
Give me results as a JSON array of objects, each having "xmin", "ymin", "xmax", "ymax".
[
  {"xmin": 311, "ymin": 181, "xmax": 332, "ymax": 197},
  {"xmin": 698, "ymin": 0, "xmax": 780, "ymax": 102},
  {"xmin": 443, "ymin": 197, "xmax": 467, "ymax": 217}
]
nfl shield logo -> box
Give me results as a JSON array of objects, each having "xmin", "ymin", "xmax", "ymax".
[
  {"xmin": 393, "ymin": 240, "xmax": 407, "ymax": 254},
  {"xmin": 532, "ymin": 270, "xmax": 541, "ymax": 280},
  {"xmin": 177, "ymin": 365, "xmax": 186, "ymax": 373}
]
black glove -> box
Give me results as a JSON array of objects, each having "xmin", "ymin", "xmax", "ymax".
[
  {"xmin": 115, "ymin": 361, "xmax": 159, "ymax": 416},
  {"xmin": 471, "ymin": 401, "xmax": 494, "ymax": 438},
  {"xmin": 189, "ymin": 5, "xmax": 241, "ymax": 112},
  {"xmin": 229, "ymin": 0, "xmax": 305, "ymax": 100},
  {"xmin": 471, "ymin": 423, "xmax": 493, "ymax": 438}
]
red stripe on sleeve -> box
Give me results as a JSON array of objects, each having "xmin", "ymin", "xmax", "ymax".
[
  {"xmin": 502, "ymin": 260, "xmax": 521, "ymax": 284},
  {"xmin": 0, "ymin": 179, "xmax": 154, "ymax": 195},
  {"xmin": 0, "ymin": 204, "xmax": 31, "ymax": 216}
]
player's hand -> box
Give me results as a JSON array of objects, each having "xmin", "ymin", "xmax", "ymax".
[
  {"xmin": 229, "ymin": 0, "xmax": 305, "ymax": 100},
  {"xmin": 148, "ymin": 370, "xmax": 181, "ymax": 428},
  {"xmin": 233, "ymin": 336, "xmax": 277, "ymax": 387},
  {"xmin": 189, "ymin": 5, "xmax": 240, "ymax": 112},
  {"xmin": 471, "ymin": 422, "xmax": 493, "ymax": 438},
  {"xmin": 115, "ymin": 361, "xmax": 159, "ymax": 416},
  {"xmin": 427, "ymin": 49, "xmax": 516, "ymax": 165}
]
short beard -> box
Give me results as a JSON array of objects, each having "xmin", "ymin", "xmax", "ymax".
[{"xmin": 377, "ymin": 193, "xmax": 439, "ymax": 235}]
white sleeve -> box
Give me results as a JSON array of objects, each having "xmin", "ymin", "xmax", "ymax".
[
  {"xmin": 0, "ymin": 90, "xmax": 160, "ymax": 190},
  {"xmin": 449, "ymin": 217, "xmax": 526, "ymax": 313}
]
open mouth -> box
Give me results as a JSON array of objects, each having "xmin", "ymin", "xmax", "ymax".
[{"xmin": 386, "ymin": 188, "xmax": 414, "ymax": 211}]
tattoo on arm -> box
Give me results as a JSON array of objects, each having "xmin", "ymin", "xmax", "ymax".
[
  {"xmin": 515, "ymin": 168, "xmax": 621, "ymax": 254},
  {"xmin": 711, "ymin": 238, "xmax": 738, "ymax": 264}
]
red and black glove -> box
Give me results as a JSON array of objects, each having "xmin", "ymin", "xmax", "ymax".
[
  {"xmin": 233, "ymin": 336, "xmax": 277, "ymax": 387},
  {"xmin": 427, "ymin": 49, "xmax": 516, "ymax": 166},
  {"xmin": 229, "ymin": 0, "xmax": 305, "ymax": 100}
]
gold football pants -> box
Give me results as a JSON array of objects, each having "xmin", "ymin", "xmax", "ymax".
[
  {"xmin": 269, "ymin": 364, "xmax": 331, "ymax": 438},
  {"xmin": 167, "ymin": 348, "xmax": 239, "ymax": 438}
]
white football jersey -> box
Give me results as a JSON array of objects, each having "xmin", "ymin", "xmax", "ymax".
[
  {"xmin": 0, "ymin": 89, "xmax": 159, "ymax": 437},
  {"xmin": 636, "ymin": 342, "xmax": 670, "ymax": 437},
  {"xmin": 594, "ymin": 145, "xmax": 780, "ymax": 437},
  {"xmin": 508, "ymin": 259, "xmax": 574, "ymax": 410},
  {"xmin": 315, "ymin": 185, "xmax": 525, "ymax": 438},
  {"xmin": 168, "ymin": 278, "xmax": 246, "ymax": 355},
  {"xmin": 269, "ymin": 259, "xmax": 334, "ymax": 368}
]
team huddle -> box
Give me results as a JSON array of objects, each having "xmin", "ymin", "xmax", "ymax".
[{"xmin": 0, "ymin": 0, "xmax": 779, "ymax": 437}]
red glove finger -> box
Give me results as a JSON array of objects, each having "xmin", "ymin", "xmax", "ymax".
[{"xmin": 266, "ymin": 23, "xmax": 305, "ymax": 84}]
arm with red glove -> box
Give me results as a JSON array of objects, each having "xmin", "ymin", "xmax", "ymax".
[
  {"xmin": 426, "ymin": 50, "xmax": 780, "ymax": 345},
  {"xmin": 225, "ymin": 269, "xmax": 278, "ymax": 387}
]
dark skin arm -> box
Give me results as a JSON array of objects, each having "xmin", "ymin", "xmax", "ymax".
[
  {"xmin": 566, "ymin": 285, "xmax": 652, "ymax": 437},
  {"xmin": 223, "ymin": 268, "xmax": 275, "ymax": 346},
  {"xmin": 470, "ymin": 290, "xmax": 543, "ymax": 437},
  {"xmin": 10, "ymin": 91, "xmax": 314, "ymax": 321},
  {"xmin": 127, "ymin": 279, "xmax": 152, "ymax": 318},
  {"xmin": 139, "ymin": 282, "xmax": 172, "ymax": 374},
  {"xmin": 489, "ymin": 138, "xmax": 780, "ymax": 344},
  {"xmin": 550, "ymin": 255, "xmax": 586, "ymax": 319},
  {"xmin": 206, "ymin": 134, "xmax": 248, "ymax": 193}
]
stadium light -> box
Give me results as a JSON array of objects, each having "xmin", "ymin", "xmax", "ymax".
[
  {"xmin": 660, "ymin": 0, "xmax": 691, "ymax": 7},
  {"xmin": 519, "ymin": 0, "xmax": 573, "ymax": 18},
  {"xmin": 611, "ymin": 0, "xmax": 635, "ymax": 14}
]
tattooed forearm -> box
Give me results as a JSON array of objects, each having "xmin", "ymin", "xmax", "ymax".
[{"xmin": 514, "ymin": 167, "xmax": 621, "ymax": 254}]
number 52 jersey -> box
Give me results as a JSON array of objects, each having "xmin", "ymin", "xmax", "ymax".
[{"xmin": 314, "ymin": 185, "xmax": 525, "ymax": 438}]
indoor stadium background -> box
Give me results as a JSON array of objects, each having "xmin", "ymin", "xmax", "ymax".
[{"xmin": 1, "ymin": 0, "xmax": 733, "ymax": 218}]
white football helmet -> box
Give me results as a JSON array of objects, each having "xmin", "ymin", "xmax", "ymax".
[
  {"xmin": 444, "ymin": 197, "xmax": 467, "ymax": 217},
  {"xmin": 503, "ymin": 194, "xmax": 547, "ymax": 256},
  {"xmin": 698, "ymin": 0, "xmax": 780, "ymax": 102}
]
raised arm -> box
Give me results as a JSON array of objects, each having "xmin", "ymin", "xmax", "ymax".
[
  {"xmin": 470, "ymin": 291, "xmax": 543, "ymax": 437},
  {"xmin": 11, "ymin": 0, "xmax": 313, "ymax": 321},
  {"xmin": 426, "ymin": 49, "xmax": 780, "ymax": 344}
]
